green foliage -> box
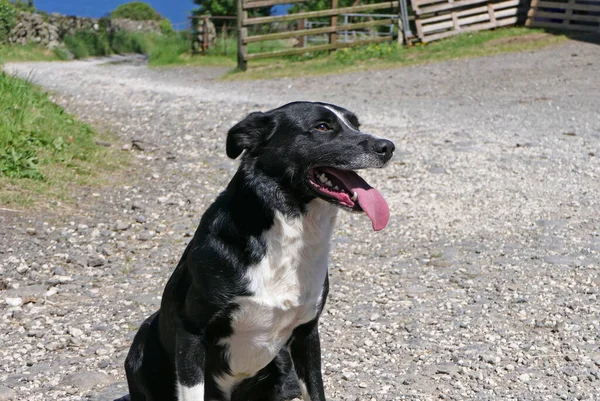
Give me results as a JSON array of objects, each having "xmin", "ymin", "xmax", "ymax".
[
  {"xmin": 193, "ymin": 0, "xmax": 269, "ymax": 17},
  {"xmin": 0, "ymin": 72, "xmax": 95, "ymax": 180},
  {"xmin": 0, "ymin": 71, "xmax": 125, "ymax": 206},
  {"xmin": 110, "ymin": 30, "xmax": 152, "ymax": 54},
  {"xmin": 11, "ymin": 0, "xmax": 34, "ymax": 12},
  {"xmin": 159, "ymin": 18, "xmax": 174, "ymax": 35},
  {"xmin": 111, "ymin": 2, "xmax": 162, "ymax": 21},
  {"xmin": 193, "ymin": 0, "xmax": 236, "ymax": 16},
  {"xmin": 334, "ymin": 42, "xmax": 398, "ymax": 64},
  {"xmin": 0, "ymin": 0, "xmax": 17, "ymax": 43},
  {"xmin": 147, "ymin": 33, "xmax": 188, "ymax": 66},
  {"xmin": 63, "ymin": 30, "xmax": 112, "ymax": 59},
  {"xmin": 290, "ymin": 0, "xmax": 387, "ymax": 13}
]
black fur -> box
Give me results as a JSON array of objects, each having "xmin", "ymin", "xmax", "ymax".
[{"xmin": 117, "ymin": 102, "xmax": 394, "ymax": 401}]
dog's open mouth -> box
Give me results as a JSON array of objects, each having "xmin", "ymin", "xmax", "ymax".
[{"xmin": 308, "ymin": 167, "xmax": 390, "ymax": 231}]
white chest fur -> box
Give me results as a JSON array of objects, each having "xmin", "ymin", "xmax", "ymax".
[{"xmin": 217, "ymin": 200, "xmax": 337, "ymax": 392}]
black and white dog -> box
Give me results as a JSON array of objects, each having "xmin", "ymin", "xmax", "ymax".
[{"xmin": 118, "ymin": 101, "xmax": 394, "ymax": 401}]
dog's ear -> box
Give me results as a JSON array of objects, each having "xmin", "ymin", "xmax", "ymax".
[{"xmin": 226, "ymin": 111, "xmax": 274, "ymax": 159}]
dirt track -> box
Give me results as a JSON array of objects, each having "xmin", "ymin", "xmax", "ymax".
[{"xmin": 2, "ymin": 37, "xmax": 600, "ymax": 400}]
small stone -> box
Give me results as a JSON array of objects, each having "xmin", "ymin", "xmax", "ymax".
[
  {"xmin": 61, "ymin": 371, "xmax": 111, "ymax": 391},
  {"xmin": 436, "ymin": 364, "xmax": 455, "ymax": 375},
  {"xmin": 506, "ymin": 364, "xmax": 515, "ymax": 371},
  {"xmin": 114, "ymin": 221, "xmax": 130, "ymax": 231},
  {"xmin": 131, "ymin": 201, "xmax": 144, "ymax": 210},
  {"xmin": 0, "ymin": 385, "xmax": 16, "ymax": 400},
  {"xmin": 135, "ymin": 215, "xmax": 147, "ymax": 223},
  {"xmin": 16, "ymin": 263, "xmax": 29, "ymax": 274},
  {"xmin": 26, "ymin": 227, "xmax": 37, "ymax": 235},
  {"xmin": 47, "ymin": 275, "xmax": 73, "ymax": 284},
  {"xmin": 5, "ymin": 297, "xmax": 22, "ymax": 307},
  {"xmin": 342, "ymin": 372, "xmax": 355, "ymax": 380},
  {"xmin": 54, "ymin": 266, "xmax": 67, "ymax": 276},
  {"xmin": 565, "ymin": 354, "xmax": 577, "ymax": 362},
  {"xmin": 518, "ymin": 373, "xmax": 531, "ymax": 382},
  {"xmin": 138, "ymin": 231, "xmax": 153, "ymax": 241},
  {"xmin": 121, "ymin": 143, "xmax": 132, "ymax": 151},
  {"xmin": 88, "ymin": 255, "xmax": 106, "ymax": 267},
  {"xmin": 358, "ymin": 382, "xmax": 367, "ymax": 388},
  {"xmin": 69, "ymin": 327, "xmax": 84, "ymax": 337}
]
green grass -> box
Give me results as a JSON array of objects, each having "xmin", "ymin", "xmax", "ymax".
[
  {"xmin": 221, "ymin": 27, "xmax": 567, "ymax": 80},
  {"xmin": 0, "ymin": 72, "xmax": 126, "ymax": 207},
  {"xmin": 0, "ymin": 43, "xmax": 62, "ymax": 63}
]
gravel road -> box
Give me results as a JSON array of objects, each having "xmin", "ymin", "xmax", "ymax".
[{"xmin": 2, "ymin": 37, "xmax": 600, "ymax": 401}]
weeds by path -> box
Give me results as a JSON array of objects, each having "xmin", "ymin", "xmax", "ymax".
[{"xmin": 0, "ymin": 72, "xmax": 125, "ymax": 207}]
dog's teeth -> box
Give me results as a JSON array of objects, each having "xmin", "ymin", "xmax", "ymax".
[
  {"xmin": 318, "ymin": 174, "xmax": 327, "ymax": 183},
  {"xmin": 325, "ymin": 180, "xmax": 333, "ymax": 187},
  {"xmin": 351, "ymin": 192, "xmax": 358, "ymax": 201},
  {"xmin": 334, "ymin": 186, "xmax": 339, "ymax": 191}
]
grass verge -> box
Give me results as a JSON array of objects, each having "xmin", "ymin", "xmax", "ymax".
[
  {"xmin": 200, "ymin": 27, "xmax": 565, "ymax": 80},
  {"xmin": 0, "ymin": 43, "xmax": 61, "ymax": 63},
  {"xmin": 0, "ymin": 72, "xmax": 126, "ymax": 207}
]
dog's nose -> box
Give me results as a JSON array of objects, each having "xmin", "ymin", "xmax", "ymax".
[{"xmin": 373, "ymin": 139, "xmax": 395, "ymax": 159}]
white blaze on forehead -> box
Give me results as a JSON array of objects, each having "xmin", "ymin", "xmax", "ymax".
[{"xmin": 323, "ymin": 105, "xmax": 357, "ymax": 130}]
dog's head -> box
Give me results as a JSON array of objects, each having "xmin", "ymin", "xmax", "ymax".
[{"xmin": 227, "ymin": 101, "xmax": 394, "ymax": 231}]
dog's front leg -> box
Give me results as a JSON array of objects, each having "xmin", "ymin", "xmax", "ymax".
[
  {"xmin": 175, "ymin": 331, "xmax": 207, "ymax": 401},
  {"xmin": 289, "ymin": 320, "xmax": 326, "ymax": 401}
]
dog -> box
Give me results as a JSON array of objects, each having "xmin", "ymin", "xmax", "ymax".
[{"xmin": 117, "ymin": 101, "xmax": 395, "ymax": 401}]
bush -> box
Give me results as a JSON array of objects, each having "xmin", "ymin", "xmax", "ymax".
[
  {"xmin": 0, "ymin": 0, "xmax": 17, "ymax": 44},
  {"xmin": 11, "ymin": 0, "xmax": 34, "ymax": 12},
  {"xmin": 111, "ymin": 2, "xmax": 161, "ymax": 21},
  {"xmin": 110, "ymin": 30, "xmax": 152, "ymax": 54},
  {"xmin": 159, "ymin": 18, "xmax": 174, "ymax": 36},
  {"xmin": 63, "ymin": 30, "xmax": 111, "ymax": 59},
  {"xmin": 147, "ymin": 34, "xmax": 187, "ymax": 66}
]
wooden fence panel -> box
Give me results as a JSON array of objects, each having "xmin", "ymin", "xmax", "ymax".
[
  {"xmin": 412, "ymin": 0, "xmax": 524, "ymax": 42},
  {"xmin": 526, "ymin": 0, "xmax": 600, "ymax": 32},
  {"xmin": 238, "ymin": 0, "xmax": 400, "ymax": 69}
]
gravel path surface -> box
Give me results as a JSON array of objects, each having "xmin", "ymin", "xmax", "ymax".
[{"xmin": 2, "ymin": 39, "xmax": 600, "ymax": 401}]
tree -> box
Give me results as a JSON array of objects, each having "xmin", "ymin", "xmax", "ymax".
[
  {"xmin": 111, "ymin": 2, "xmax": 162, "ymax": 21},
  {"xmin": 291, "ymin": 0, "xmax": 392, "ymax": 13},
  {"xmin": 192, "ymin": 0, "xmax": 269, "ymax": 17},
  {"xmin": 193, "ymin": 0, "xmax": 236, "ymax": 17}
]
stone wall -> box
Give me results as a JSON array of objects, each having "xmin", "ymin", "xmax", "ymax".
[{"xmin": 8, "ymin": 12, "xmax": 163, "ymax": 49}]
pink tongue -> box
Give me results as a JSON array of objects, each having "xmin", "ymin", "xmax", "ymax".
[{"xmin": 320, "ymin": 167, "xmax": 390, "ymax": 231}]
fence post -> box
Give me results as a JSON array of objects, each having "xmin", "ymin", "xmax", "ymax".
[
  {"xmin": 330, "ymin": 0, "xmax": 338, "ymax": 46},
  {"xmin": 237, "ymin": 0, "xmax": 248, "ymax": 71},
  {"xmin": 187, "ymin": 14, "xmax": 193, "ymax": 54},
  {"xmin": 298, "ymin": 18, "xmax": 306, "ymax": 48},
  {"xmin": 399, "ymin": 0, "xmax": 413, "ymax": 45},
  {"xmin": 202, "ymin": 16, "xmax": 209, "ymax": 52}
]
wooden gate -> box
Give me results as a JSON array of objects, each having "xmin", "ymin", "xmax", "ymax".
[
  {"xmin": 237, "ymin": 0, "xmax": 400, "ymax": 70},
  {"xmin": 526, "ymin": 0, "xmax": 600, "ymax": 32},
  {"xmin": 411, "ymin": 0, "xmax": 526, "ymax": 42}
]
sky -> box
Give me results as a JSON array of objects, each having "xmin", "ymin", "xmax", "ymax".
[{"xmin": 34, "ymin": 1, "xmax": 291, "ymax": 26}]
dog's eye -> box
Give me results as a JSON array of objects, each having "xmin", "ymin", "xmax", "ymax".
[{"xmin": 315, "ymin": 123, "xmax": 332, "ymax": 132}]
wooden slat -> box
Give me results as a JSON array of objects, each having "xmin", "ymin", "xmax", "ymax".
[
  {"xmin": 534, "ymin": 0, "xmax": 600, "ymax": 12},
  {"xmin": 243, "ymin": 1, "xmax": 398, "ymax": 25},
  {"xmin": 416, "ymin": 0, "xmax": 520, "ymax": 15},
  {"xmin": 244, "ymin": 18, "xmax": 394, "ymax": 43},
  {"xmin": 244, "ymin": 0, "xmax": 310, "ymax": 10},
  {"xmin": 416, "ymin": 0, "xmax": 488, "ymax": 15},
  {"xmin": 419, "ymin": 0, "xmax": 522, "ymax": 32},
  {"xmin": 422, "ymin": 16, "xmax": 516, "ymax": 41},
  {"xmin": 527, "ymin": 20, "xmax": 600, "ymax": 31},
  {"xmin": 527, "ymin": 9, "xmax": 600, "ymax": 22},
  {"xmin": 245, "ymin": 36, "xmax": 390, "ymax": 60}
]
